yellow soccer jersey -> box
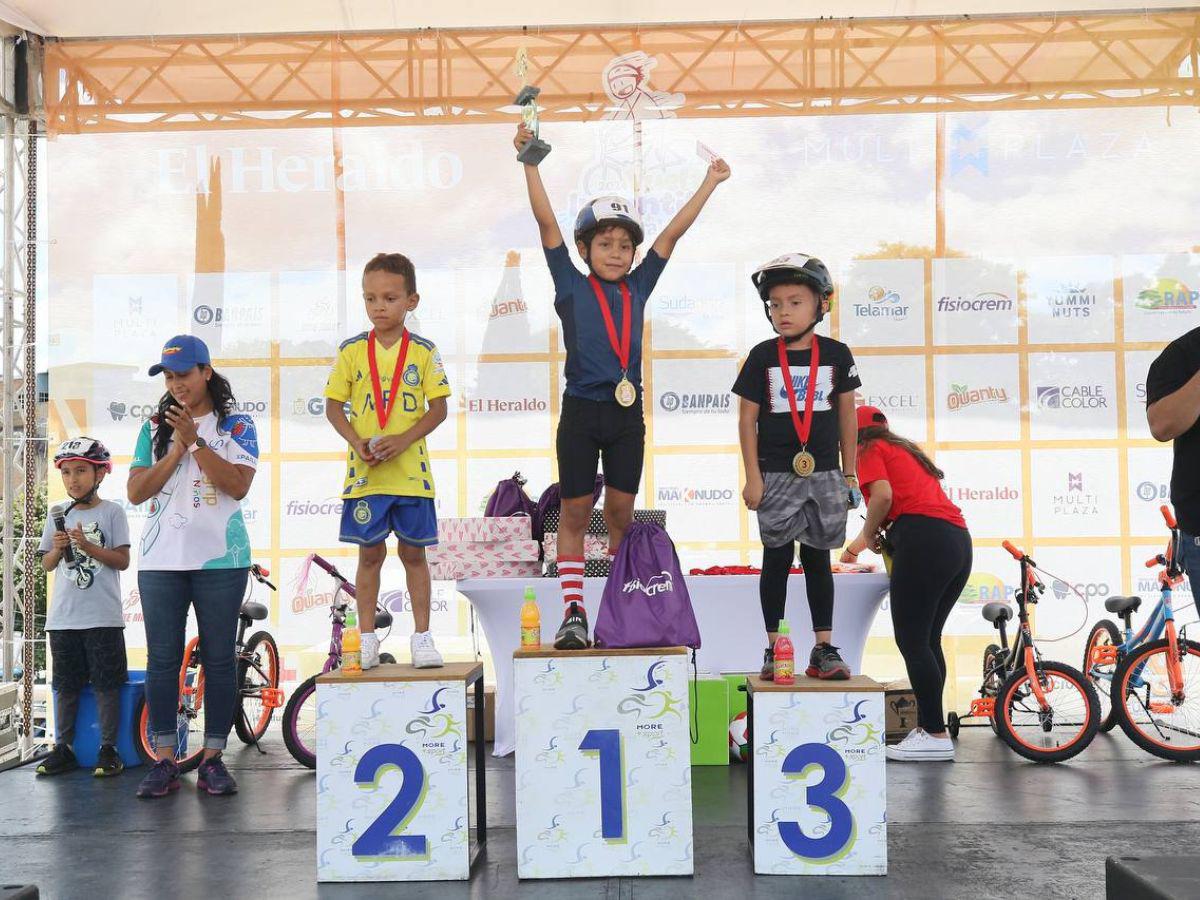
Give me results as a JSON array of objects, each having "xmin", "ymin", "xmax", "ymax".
[{"xmin": 324, "ymin": 330, "xmax": 451, "ymax": 499}]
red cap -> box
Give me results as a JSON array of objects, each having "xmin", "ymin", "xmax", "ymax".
[{"xmin": 856, "ymin": 405, "xmax": 888, "ymax": 431}]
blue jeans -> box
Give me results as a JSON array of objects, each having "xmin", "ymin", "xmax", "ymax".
[
  {"xmin": 1179, "ymin": 532, "xmax": 1200, "ymax": 622},
  {"xmin": 140, "ymin": 568, "xmax": 249, "ymax": 752}
]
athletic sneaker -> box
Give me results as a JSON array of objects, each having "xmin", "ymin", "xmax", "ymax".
[
  {"xmin": 410, "ymin": 631, "xmax": 444, "ymax": 669},
  {"xmin": 760, "ymin": 647, "xmax": 775, "ymax": 681},
  {"xmin": 885, "ymin": 728, "xmax": 955, "ymax": 762},
  {"xmin": 196, "ymin": 755, "xmax": 239, "ymax": 795},
  {"xmin": 806, "ymin": 642, "xmax": 851, "ymax": 680},
  {"xmin": 136, "ymin": 757, "xmax": 181, "ymax": 798},
  {"xmin": 361, "ymin": 632, "xmax": 381, "ymax": 670},
  {"xmin": 554, "ymin": 602, "xmax": 590, "ymax": 650},
  {"xmin": 94, "ymin": 744, "xmax": 125, "ymax": 778},
  {"xmin": 36, "ymin": 743, "xmax": 79, "ymax": 776}
]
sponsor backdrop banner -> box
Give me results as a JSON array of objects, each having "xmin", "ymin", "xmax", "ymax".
[{"xmin": 44, "ymin": 75, "xmax": 1200, "ymax": 709}]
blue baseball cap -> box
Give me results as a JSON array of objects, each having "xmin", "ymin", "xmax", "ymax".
[{"xmin": 148, "ymin": 334, "xmax": 211, "ymax": 376}]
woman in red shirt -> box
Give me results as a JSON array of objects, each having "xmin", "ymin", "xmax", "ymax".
[{"xmin": 841, "ymin": 406, "xmax": 972, "ymax": 762}]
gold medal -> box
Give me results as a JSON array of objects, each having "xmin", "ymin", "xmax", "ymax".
[
  {"xmin": 615, "ymin": 377, "xmax": 637, "ymax": 408},
  {"xmin": 792, "ymin": 450, "xmax": 816, "ymax": 477}
]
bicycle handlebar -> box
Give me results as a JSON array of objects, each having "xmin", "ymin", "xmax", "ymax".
[
  {"xmin": 250, "ymin": 563, "xmax": 276, "ymax": 591},
  {"xmin": 1146, "ymin": 556, "xmax": 1162, "ymax": 569},
  {"xmin": 1161, "ymin": 505, "xmax": 1177, "ymax": 529},
  {"xmin": 1002, "ymin": 540, "xmax": 1024, "ymax": 561}
]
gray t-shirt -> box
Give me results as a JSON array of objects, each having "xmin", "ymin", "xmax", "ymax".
[{"xmin": 38, "ymin": 499, "xmax": 130, "ymax": 630}]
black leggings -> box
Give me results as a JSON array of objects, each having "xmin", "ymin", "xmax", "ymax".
[
  {"xmin": 888, "ymin": 515, "xmax": 973, "ymax": 733},
  {"xmin": 761, "ymin": 542, "xmax": 834, "ymax": 634}
]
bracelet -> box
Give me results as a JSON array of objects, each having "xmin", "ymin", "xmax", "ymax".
[{"xmin": 843, "ymin": 473, "xmax": 858, "ymax": 482}]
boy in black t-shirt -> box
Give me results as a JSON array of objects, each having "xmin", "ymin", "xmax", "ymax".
[{"xmin": 732, "ymin": 254, "xmax": 862, "ymax": 680}]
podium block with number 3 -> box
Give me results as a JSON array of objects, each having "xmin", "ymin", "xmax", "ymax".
[
  {"xmin": 747, "ymin": 675, "xmax": 887, "ymax": 876},
  {"xmin": 514, "ymin": 647, "xmax": 694, "ymax": 879}
]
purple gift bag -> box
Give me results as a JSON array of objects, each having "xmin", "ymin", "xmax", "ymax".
[
  {"xmin": 484, "ymin": 471, "xmax": 536, "ymax": 519},
  {"xmin": 594, "ymin": 523, "xmax": 701, "ymax": 649},
  {"xmin": 534, "ymin": 475, "xmax": 604, "ymax": 541}
]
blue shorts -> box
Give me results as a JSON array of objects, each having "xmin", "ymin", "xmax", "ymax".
[{"xmin": 338, "ymin": 495, "xmax": 439, "ymax": 547}]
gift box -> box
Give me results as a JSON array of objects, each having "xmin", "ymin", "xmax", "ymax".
[
  {"xmin": 541, "ymin": 508, "xmax": 667, "ymax": 535},
  {"xmin": 545, "ymin": 559, "xmax": 612, "ymax": 578},
  {"xmin": 542, "ymin": 533, "xmax": 610, "ymax": 562},
  {"xmin": 430, "ymin": 559, "xmax": 542, "ymax": 581},
  {"xmin": 426, "ymin": 540, "xmax": 541, "ymax": 563},
  {"xmin": 437, "ymin": 516, "xmax": 532, "ymax": 543}
]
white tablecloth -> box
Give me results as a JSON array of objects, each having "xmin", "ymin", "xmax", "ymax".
[{"xmin": 458, "ymin": 574, "xmax": 890, "ymax": 756}]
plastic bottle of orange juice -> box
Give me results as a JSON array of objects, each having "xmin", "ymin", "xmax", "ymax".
[
  {"xmin": 773, "ymin": 620, "xmax": 795, "ymax": 685},
  {"xmin": 342, "ymin": 609, "xmax": 362, "ymax": 675},
  {"xmin": 520, "ymin": 587, "xmax": 541, "ymax": 649}
]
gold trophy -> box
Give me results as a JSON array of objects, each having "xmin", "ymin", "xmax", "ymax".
[{"xmin": 514, "ymin": 48, "xmax": 551, "ymax": 165}]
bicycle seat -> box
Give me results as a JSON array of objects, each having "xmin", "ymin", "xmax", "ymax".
[
  {"xmin": 240, "ymin": 600, "xmax": 269, "ymax": 621},
  {"xmin": 375, "ymin": 608, "xmax": 394, "ymax": 630},
  {"xmin": 1105, "ymin": 595, "xmax": 1142, "ymax": 615},
  {"xmin": 982, "ymin": 602, "xmax": 1013, "ymax": 624}
]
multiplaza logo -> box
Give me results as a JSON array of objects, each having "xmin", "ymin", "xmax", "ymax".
[
  {"xmin": 853, "ymin": 285, "xmax": 909, "ymax": 319},
  {"xmin": 1136, "ymin": 481, "xmax": 1171, "ymax": 503},
  {"xmin": 946, "ymin": 383, "xmax": 1009, "ymax": 411},
  {"xmin": 1135, "ymin": 278, "xmax": 1198, "ymax": 311},
  {"xmin": 936, "ymin": 291, "xmax": 1013, "ymax": 313},
  {"xmin": 466, "ymin": 397, "xmax": 548, "ymax": 413},
  {"xmin": 1046, "ymin": 283, "xmax": 1097, "ymax": 318},
  {"xmin": 658, "ymin": 391, "xmax": 731, "ymax": 414},
  {"xmin": 1035, "ymin": 384, "xmax": 1108, "ymax": 410},
  {"xmin": 1053, "ymin": 471, "xmax": 1099, "ymax": 516},
  {"xmin": 193, "ymin": 304, "xmax": 266, "ymax": 327},
  {"xmin": 853, "ymin": 390, "xmax": 919, "ymax": 411},
  {"xmin": 285, "ymin": 498, "xmax": 344, "ymax": 516},
  {"xmin": 656, "ymin": 485, "xmax": 735, "ymax": 505}
]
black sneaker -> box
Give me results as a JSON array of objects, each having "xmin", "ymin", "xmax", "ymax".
[
  {"xmin": 196, "ymin": 754, "xmax": 239, "ymax": 796},
  {"xmin": 806, "ymin": 642, "xmax": 851, "ymax": 680},
  {"xmin": 760, "ymin": 646, "xmax": 775, "ymax": 681},
  {"xmin": 553, "ymin": 603, "xmax": 590, "ymax": 650},
  {"xmin": 36, "ymin": 744, "xmax": 79, "ymax": 776},
  {"xmin": 94, "ymin": 744, "xmax": 125, "ymax": 778},
  {"xmin": 135, "ymin": 757, "xmax": 181, "ymax": 799}
]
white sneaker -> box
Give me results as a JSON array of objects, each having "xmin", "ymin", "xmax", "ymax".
[
  {"xmin": 410, "ymin": 631, "xmax": 444, "ymax": 669},
  {"xmin": 361, "ymin": 632, "xmax": 380, "ymax": 670},
  {"xmin": 885, "ymin": 728, "xmax": 955, "ymax": 762}
]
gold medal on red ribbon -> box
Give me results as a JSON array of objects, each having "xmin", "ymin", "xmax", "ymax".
[
  {"xmin": 792, "ymin": 450, "xmax": 816, "ymax": 477},
  {"xmin": 588, "ymin": 275, "xmax": 636, "ymax": 407},
  {"xmin": 367, "ymin": 329, "xmax": 411, "ymax": 432},
  {"xmin": 777, "ymin": 336, "xmax": 821, "ymax": 478},
  {"xmin": 615, "ymin": 376, "xmax": 636, "ymax": 408}
]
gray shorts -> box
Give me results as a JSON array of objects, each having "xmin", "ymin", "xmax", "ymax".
[{"xmin": 756, "ymin": 469, "xmax": 850, "ymax": 550}]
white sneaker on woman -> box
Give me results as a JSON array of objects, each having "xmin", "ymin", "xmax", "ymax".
[
  {"xmin": 885, "ymin": 728, "xmax": 955, "ymax": 761},
  {"xmin": 410, "ymin": 631, "xmax": 444, "ymax": 669},
  {"xmin": 360, "ymin": 632, "xmax": 380, "ymax": 670}
]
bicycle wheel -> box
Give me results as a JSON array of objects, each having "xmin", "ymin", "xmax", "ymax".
[
  {"xmin": 1083, "ymin": 620, "xmax": 1121, "ymax": 733},
  {"xmin": 282, "ymin": 673, "xmax": 319, "ymax": 769},
  {"xmin": 1112, "ymin": 637, "xmax": 1200, "ymax": 761},
  {"xmin": 994, "ymin": 660, "xmax": 1099, "ymax": 762},
  {"xmin": 234, "ymin": 630, "xmax": 281, "ymax": 745},
  {"xmin": 133, "ymin": 669, "xmax": 208, "ymax": 773},
  {"xmin": 982, "ymin": 643, "xmax": 1005, "ymax": 735}
]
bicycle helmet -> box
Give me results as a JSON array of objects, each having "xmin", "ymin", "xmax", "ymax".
[
  {"xmin": 54, "ymin": 436, "xmax": 113, "ymax": 474},
  {"xmin": 751, "ymin": 253, "xmax": 835, "ymax": 332},
  {"xmin": 574, "ymin": 196, "xmax": 644, "ymax": 248}
]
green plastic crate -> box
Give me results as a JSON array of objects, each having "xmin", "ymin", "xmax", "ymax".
[
  {"xmin": 689, "ymin": 675, "xmax": 730, "ymax": 766},
  {"xmin": 723, "ymin": 672, "xmax": 754, "ymax": 719}
]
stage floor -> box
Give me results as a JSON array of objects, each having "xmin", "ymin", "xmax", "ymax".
[{"xmin": 1, "ymin": 727, "xmax": 1196, "ymax": 899}]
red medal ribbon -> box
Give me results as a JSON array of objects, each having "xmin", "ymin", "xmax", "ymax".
[
  {"xmin": 367, "ymin": 328, "xmax": 411, "ymax": 431},
  {"xmin": 777, "ymin": 335, "xmax": 821, "ymax": 447},
  {"xmin": 588, "ymin": 274, "xmax": 632, "ymax": 374}
]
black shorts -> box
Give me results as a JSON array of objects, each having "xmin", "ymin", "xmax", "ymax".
[
  {"xmin": 557, "ymin": 393, "xmax": 645, "ymax": 499},
  {"xmin": 49, "ymin": 628, "xmax": 128, "ymax": 693}
]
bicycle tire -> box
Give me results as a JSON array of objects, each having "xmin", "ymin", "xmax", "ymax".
[
  {"xmin": 133, "ymin": 689, "xmax": 207, "ymax": 774},
  {"xmin": 1083, "ymin": 620, "xmax": 1121, "ymax": 733},
  {"xmin": 994, "ymin": 660, "xmax": 1100, "ymax": 763},
  {"xmin": 282, "ymin": 673, "xmax": 319, "ymax": 769},
  {"xmin": 946, "ymin": 711, "xmax": 960, "ymax": 740},
  {"xmin": 234, "ymin": 630, "xmax": 281, "ymax": 745},
  {"xmin": 983, "ymin": 643, "xmax": 1005, "ymax": 735},
  {"xmin": 1112, "ymin": 637, "xmax": 1200, "ymax": 762}
]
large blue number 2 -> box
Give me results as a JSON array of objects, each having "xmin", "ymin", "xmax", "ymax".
[
  {"xmin": 580, "ymin": 728, "xmax": 625, "ymax": 840},
  {"xmin": 352, "ymin": 743, "xmax": 429, "ymax": 859},
  {"xmin": 778, "ymin": 742, "xmax": 854, "ymax": 861}
]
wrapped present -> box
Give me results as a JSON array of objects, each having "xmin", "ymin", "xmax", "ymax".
[
  {"xmin": 437, "ymin": 516, "xmax": 532, "ymax": 543},
  {"xmin": 542, "ymin": 508, "xmax": 667, "ymax": 535},
  {"xmin": 426, "ymin": 540, "xmax": 541, "ymax": 563},
  {"xmin": 430, "ymin": 559, "xmax": 542, "ymax": 581},
  {"xmin": 545, "ymin": 559, "xmax": 612, "ymax": 578},
  {"xmin": 542, "ymin": 533, "xmax": 610, "ymax": 562}
]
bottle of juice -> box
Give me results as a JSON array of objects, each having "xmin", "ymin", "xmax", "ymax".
[
  {"xmin": 520, "ymin": 587, "xmax": 541, "ymax": 649},
  {"xmin": 342, "ymin": 609, "xmax": 362, "ymax": 675},
  {"xmin": 773, "ymin": 620, "xmax": 795, "ymax": 685}
]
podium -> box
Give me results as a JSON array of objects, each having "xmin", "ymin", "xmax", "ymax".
[
  {"xmin": 315, "ymin": 662, "xmax": 487, "ymax": 882},
  {"xmin": 514, "ymin": 647, "xmax": 694, "ymax": 879},
  {"xmin": 746, "ymin": 675, "xmax": 887, "ymax": 876}
]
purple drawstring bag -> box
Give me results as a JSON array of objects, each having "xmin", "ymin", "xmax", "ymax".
[
  {"xmin": 484, "ymin": 471, "xmax": 537, "ymax": 519},
  {"xmin": 534, "ymin": 475, "xmax": 604, "ymax": 540},
  {"xmin": 594, "ymin": 522, "xmax": 701, "ymax": 649}
]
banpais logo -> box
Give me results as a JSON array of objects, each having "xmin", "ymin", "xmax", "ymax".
[
  {"xmin": 192, "ymin": 304, "xmax": 266, "ymax": 327},
  {"xmin": 658, "ymin": 391, "xmax": 731, "ymax": 414},
  {"xmin": 1135, "ymin": 481, "xmax": 1170, "ymax": 503}
]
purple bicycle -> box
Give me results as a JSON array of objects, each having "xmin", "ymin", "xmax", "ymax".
[{"xmin": 281, "ymin": 554, "xmax": 395, "ymax": 768}]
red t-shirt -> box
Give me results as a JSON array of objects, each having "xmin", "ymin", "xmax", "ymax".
[{"xmin": 857, "ymin": 438, "xmax": 967, "ymax": 529}]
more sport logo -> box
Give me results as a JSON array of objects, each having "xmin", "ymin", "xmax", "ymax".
[
  {"xmin": 853, "ymin": 285, "xmax": 909, "ymax": 319},
  {"xmin": 1135, "ymin": 278, "xmax": 1198, "ymax": 311}
]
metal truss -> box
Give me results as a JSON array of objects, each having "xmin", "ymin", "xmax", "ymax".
[{"xmin": 41, "ymin": 11, "xmax": 1200, "ymax": 134}]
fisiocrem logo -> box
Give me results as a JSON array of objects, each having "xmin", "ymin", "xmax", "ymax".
[{"xmin": 623, "ymin": 570, "xmax": 673, "ymax": 597}]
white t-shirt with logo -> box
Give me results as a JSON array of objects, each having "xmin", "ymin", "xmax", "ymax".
[{"xmin": 131, "ymin": 412, "xmax": 259, "ymax": 571}]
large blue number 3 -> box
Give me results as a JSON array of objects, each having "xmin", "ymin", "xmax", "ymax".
[
  {"xmin": 579, "ymin": 729, "xmax": 625, "ymax": 841},
  {"xmin": 351, "ymin": 743, "xmax": 429, "ymax": 859},
  {"xmin": 778, "ymin": 742, "xmax": 854, "ymax": 861}
]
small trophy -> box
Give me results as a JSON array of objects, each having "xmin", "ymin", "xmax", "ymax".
[{"xmin": 514, "ymin": 48, "xmax": 551, "ymax": 165}]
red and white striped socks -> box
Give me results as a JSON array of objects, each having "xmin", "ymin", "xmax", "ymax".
[{"xmin": 558, "ymin": 556, "xmax": 585, "ymax": 611}]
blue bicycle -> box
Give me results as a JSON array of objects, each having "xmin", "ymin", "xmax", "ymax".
[{"xmin": 1083, "ymin": 505, "xmax": 1200, "ymax": 761}]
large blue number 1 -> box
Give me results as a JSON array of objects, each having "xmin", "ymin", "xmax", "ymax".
[
  {"xmin": 778, "ymin": 742, "xmax": 854, "ymax": 861},
  {"xmin": 580, "ymin": 728, "xmax": 625, "ymax": 840},
  {"xmin": 352, "ymin": 743, "xmax": 429, "ymax": 859}
]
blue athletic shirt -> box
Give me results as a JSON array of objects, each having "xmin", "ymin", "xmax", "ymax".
[{"xmin": 544, "ymin": 243, "xmax": 668, "ymax": 402}]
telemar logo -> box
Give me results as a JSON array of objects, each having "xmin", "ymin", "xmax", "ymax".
[
  {"xmin": 623, "ymin": 570, "xmax": 674, "ymax": 597},
  {"xmin": 1035, "ymin": 384, "xmax": 1107, "ymax": 410},
  {"xmin": 1053, "ymin": 471, "xmax": 1098, "ymax": 516},
  {"xmin": 1135, "ymin": 278, "xmax": 1198, "ymax": 311},
  {"xmin": 656, "ymin": 485, "xmax": 735, "ymax": 505},
  {"xmin": 936, "ymin": 291, "xmax": 1013, "ymax": 313},
  {"xmin": 1046, "ymin": 283, "xmax": 1096, "ymax": 318},
  {"xmin": 946, "ymin": 383, "xmax": 1009, "ymax": 411},
  {"xmin": 854, "ymin": 285, "xmax": 909, "ymax": 319},
  {"xmin": 1136, "ymin": 481, "xmax": 1170, "ymax": 503},
  {"xmin": 658, "ymin": 391, "xmax": 731, "ymax": 414}
]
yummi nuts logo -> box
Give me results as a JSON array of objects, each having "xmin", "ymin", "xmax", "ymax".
[
  {"xmin": 623, "ymin": 570, "xmax": 674, "ymax": 596},
  {"xmin": 1135, "ymin": 278, "xmax": 1198, "ymax": 311},
  {"xmin": 1047, "ymin": 283, "xmax": 1096, "ymax": 318},
  {"xmin": 853, "ymin": 285, "xmax": 909, "ymax": 319},
  {"xmin": 946, "ymin": 383, "xmax": 1009, "ymax": 411}
]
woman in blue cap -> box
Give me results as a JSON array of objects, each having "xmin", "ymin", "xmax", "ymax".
[{"xmin": 128, "ymin": 335, "xmax": 260, "ymax": 798}]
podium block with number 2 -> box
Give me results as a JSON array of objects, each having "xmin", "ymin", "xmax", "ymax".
[{"xmin": 514, "ymin": 647, "xmax": 694, "ymax": 879}]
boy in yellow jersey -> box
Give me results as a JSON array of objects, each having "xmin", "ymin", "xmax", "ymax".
[{"xmin": 325, "ymin": 253, "xmax": 451, "ymax": 669}]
